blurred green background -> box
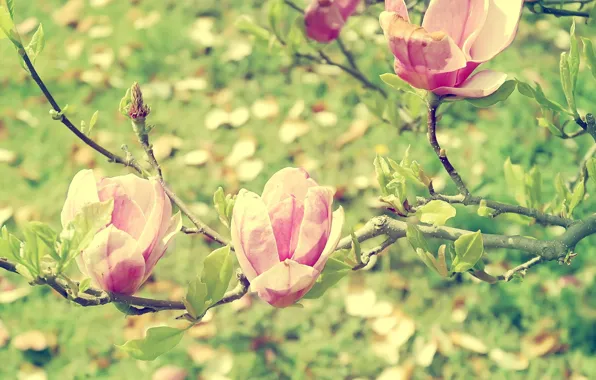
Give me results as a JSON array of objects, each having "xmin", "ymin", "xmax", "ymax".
[{"xmin": 1, "ymin": 0, "xmax": 596, "ymax": 379}]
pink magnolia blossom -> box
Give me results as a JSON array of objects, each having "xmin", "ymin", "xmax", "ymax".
[
  {"xmin": 380, "ymin": 0, "xmax": 524, "ymax": 98},
  {"xmin": 304, "ymin": 0, "xmax": 361, "ymax": 43},
  {"xmin": 231, "ymin": 168, "xmax": 345, "ymax": 308},
  {"xmin": 61, "ymin": 170, "xmax": 180, "ymax": 295}
]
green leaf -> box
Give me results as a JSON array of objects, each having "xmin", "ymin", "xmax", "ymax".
[
  {"xmin": 79, "ymin": 278, "xmax": 92, "ymax": 293},
  {"xmin": 303, "ymin": 258, "xmax": 351, "ymax": 299},
  {"xmin": 184, "ymin": 278, "xmax": 209, "ymax": 319},
  {"xmin": 416, "ymin": 200, "xmax": 456, "ymax": 227},
  {"xmin": 0, "ymin": 226, "xmax": 22, "ymax": 263},
  {"xmin": 568, "ymin": 178, "xmax": 585, "ymax": 215},
  {"xmin": 452, "ymin": 231, "xmax": 484, "ymax": 273},
  {"xmin": 374, "ymin": 155, "xmax": 390, "ymax": 196},
  {"xmin": 26, "ymin": 221, "xmax": 58, "ymax": 261},
  {"xmin": 0, "ymin": 5, "xmax": 21, "ymax": 46},
  {"xmin": 349, "ymin": 231, "xmax": 361, "ymax": 263},
  {"xmin": 537, "ymin": 117, "xmax": 564, "ymax": 137},
  {"xmin": 477, "ymin": 199, "xmax": 494, "ymax": 217},
  {"xmin": 117, "ymin": 326, "xmax": 185, "ymax": 361},
  {"xmin": 525, "ymin": 167, "xmax": 542, "ymax": 209},
  {"xmin": 235, "ymin": 15, "xmax": 271, "ymax": 41},
  {"xmin": 213, "ymin": 187, "xmax": 232, "ymax": 228},
  {"xmin": 61, "ymin": 200, "xmax": 114, "ymax": 267},
  {"xmin": 568, "ymin": 21, "xmax": 580, "ymax": 91},
  {"xmin": 587, "ymin": 157, "xmax": 596, "ymax": 187},
  {"xmin": 533, "ymin": 83, "xmax": 571, "ymax": 115},
  {"xmin": 560, "ymin": 52, "xmax": 577, "ymax": 116},
  {"xmin": 415, "ymin": 247, "xmax": 448, "ymax": 277},
  {"xmin": 406, "ymin": 224, "xmax": 431, "ymax": 253},
  {"xmin": 25, "ymin": 23, "xmax": 44, "ymax": 63},
  {"xmin": 267, "ymin": 0, "xmax": 286, "ymax": 41},
  {"xmin": 504, "ymin": 158, "xmax": 527, "ymax": 206},
  {"xmin": 88, "ymin": 111, "xmax": 99, "ymax": 134},
  {"xmin": 380, "ymin": 73, "xmax": 415, "ymax": 93},
  {"xmin": 202, "ymin": 245, "xmax": 233, "ymax": 304},
  {"xmin": 6, "ymin": 0, "xmax": 14, "ymax": 19},
  {"xmin": 465, "ymin": 80, "xmax": 516, "ymax": 108},
  {"xmin": 286, "ymin": 16, "xmax": 306, "ymax": 54},
  {"xmin": 119, "ymin": 88, "xmax": 131, "ymax": 116},
  {"xmin": 582, "ymin": 37, "xmax": 596, "ymax": 80},
  {"xmin": 555, "ymin": 173, "xmax": 572, "ymax": 203},
  {"xmin": 516, "ymin": 80, "xmax": 535, "ymax": 98}
]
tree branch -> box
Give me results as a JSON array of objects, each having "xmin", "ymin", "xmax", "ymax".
[
  {"xmin": 427, "ymin": 95, "xmax": 471, "ymax": 197},
  {"xmin": 21, "ymin": 52, "xmax": 143, "ymax": 174}
]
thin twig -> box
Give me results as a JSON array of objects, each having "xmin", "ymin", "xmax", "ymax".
[
  {"xmin": 496, "ymin": 256, "xmax": 544, "ymax": 282},
  {"xmin": 159, "ymin": 179, "xmax": 230, "ymax": 246},
  {"xmin": 426, "ymin": 95, "xmax": 471, "ymax": 198},
  {"xmin": 21, "ymin": 52, "xmax": 143, "ymax": 174},
  {"xmin": 351, "ymin": 236, "xmax": 397, "ymax": 270}
]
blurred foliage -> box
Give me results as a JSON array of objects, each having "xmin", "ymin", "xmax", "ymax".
[{"xmin": 1, "ymin": 0, "xmax": 596, "ymax": 379}]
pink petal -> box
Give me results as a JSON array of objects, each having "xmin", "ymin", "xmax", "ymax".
[
  {"xmin": 268, "ymin": 196, "xmax": 305, "ymax": 261},
  {"xmin": 98, "ymin": 184, "xmax": 146, "ymax": 241},
  {"xmin": 250, "ymin": 259, "xmax": 318, "ymax": 308},
  {"xmin": 379, "ymin": 11, "xmax": 467, "ymax": 75},
  {"xmin": 261, "ymin": 168, "xmax": 318, "ymax": 206},
  {"xmin": 291, "ymin": 187, "xmax": 334, "ymax": 267},
  {"xmin": 394, "ymin": 59, "xmax": 458, "ymax": 90},
  {"xmin": 81, "ymin": 225, "xmax": 145, "ymax": 295},
  {"xmin": 60, "ymin": 169, "xmax": 100, "ymax": 228},
  {"xmin": 313, "ymin": 206, "xmax": 345, "ymax": 272},
  {"xmin": 337, "ymin": 0, "xmax": 361, "ymax": 19},
  {"xmin": 230, "ymin": 190, "xmax": 280, "ymax": 281},
  {"xmin": 135, "ymin": 178, "xmax": 167, "ymax": 261},
  {"xmin": 422, "ymin": 0, "xmax": 488, "ymax": 56},
  {"xmin": 468, "ymin": 0, "xmax": 524, "ymax": 62},
  {"xmin": 305, "ymin": 0, "xmax": 346, "ymax": 43},
  {"xmin": 385, "ymin": 0, "xmax": 410, "ymax": 22},
  {"xmin": 103, "ymin": 174, "xmax": 156, "ymax": 216},
  {"xmin": 432, "ymin": 70, "xmax": 507, "ymax": 98},
  {"xmin": 143, "ymin": 211, "xmax": 181, "ymax": 281}
]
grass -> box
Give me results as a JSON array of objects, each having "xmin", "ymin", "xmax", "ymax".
[{"xmin": 1, "ymin": 0, "xmax": 596, "ymax": 379}]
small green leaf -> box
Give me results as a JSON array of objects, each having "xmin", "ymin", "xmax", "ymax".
[
  {"xmin": 416, "ymin": 200, "xmax": 456, "ymax": 227},
  {"xmin": 568, "ymin": 178, "xmax": 585, "ymax": 215},
  {"xmin": 235, "ymin": 15, "xmax": 271, "ymax": 41},
  {"xmin": 560, "ymin": 52, "xmax": 577, "ymax": 116},
  {"xmin": 537, "ymin": 117, "xmax": 564, "ymax": 137},
  {"xmin": 349, "ymin": 231, "xmax": 361, "ymax": 263},
  {"xmin": 213, "ymin": 187, "xmax": 231, "ymax": 228},
  {"xmin": 415, "ymin": 248, "xmax": 448, "ymax": 277},
  {"xmin": 587, "ymin": 157, "xmax": 596, "ymax": 187},
  {"xmin": 88, "ymin": 111, "xmax": 99, "ymax": 134},
  {"xmin": 525, "ymin": 167, "xmax": 542, "ymax": 209},
  {"xmin": 380, "ymin": 73, "xmax": 414, "ymax": 93},
  {"xmin": 374, "ymin": 155, "xmax": 390, "ymax": 196},
  {"xmin": 79, "ymin": 277, "xmax": 92, "ymax": 293},
  {"xmin": 452, "ymin": 231, "xmax": 484, "ymax": 273},
  {"xmin": 406, "ymin": 224, "xmax": 431, "ymax": 253},
  {"xmin": 61, "ymin": 200, "xmax": 114, "ymax": 268},
  {"xmin": 184, "ymin": 278, "xmax": 209, "ymax": 319},
  {"xmin": 533, "ymin": 83, "xmax": 571, "ymax": 115},
  {"xmin": 465, "ymin": 80, "xmax": 516, "ymax": 108},
  {"xmin": 0, "ymin": 5, "xmax": 21, "ymax": 46},
  {"xmin": 117, "ymin": 326, "xmax": 185, "ymax": 361},
  {"xmin": 26, "ymin": 221, "xmax": 58, "ymax": 261},
  {"xmin": 568, "ymin": 21, "xmax": 580, "ymax": 91},
  {"xmin": 267, "ymin": 0, "xmax": 286, "ymax": 41},
  {"xmin": 477, "ymin": 199, "xmax": 494, "ymax": 217},
  {"xmin": 6, "ymin": 0, "xmax": 14, "ymax": 19},
  {"xmin": 582, "ymin": 37, "xmax": 596, "ymax": 79},
  {"xmin": 119, "ymin": 88, "xmax": 131, "ymax": 116},
  {"xmin": 303, "ymin": 258, "xmax": 351, "ymax": 299},
  {"xmin": 516, "ymin": 80, "xmax": 535, "ymax": 98},
  {"xmin": 555, "ymin": 173, "xmax": 572, "ymax": 203},
  {"xmin": 504, "ymin": 158, "xmax": 527, "ymax": 206},
  {"xmin": 202, "ymin": 245, "xmax": 233, "ymax": 304},
  {"xmin": 286, "ymin": 16, "xmax": 305, "ymax": 54},
  {"xmin": 25, "ymin": 23, "xmax": 44, "ymax": 63}
]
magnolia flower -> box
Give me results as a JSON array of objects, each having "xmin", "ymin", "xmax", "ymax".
[
  {"xmin": 231, "ymin": 168, "xmax": 345, "ymax": 307},
  {"xmin": 380, "ymin": 0, "xmax": 524, "ymax": 98},
  {"xmin": 61, "ymin": 170, "xmax": 180, "ymax": 295},
  {"xmin": 304, "ymin": 0, "xmax": 361, "ymax": 43}
]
